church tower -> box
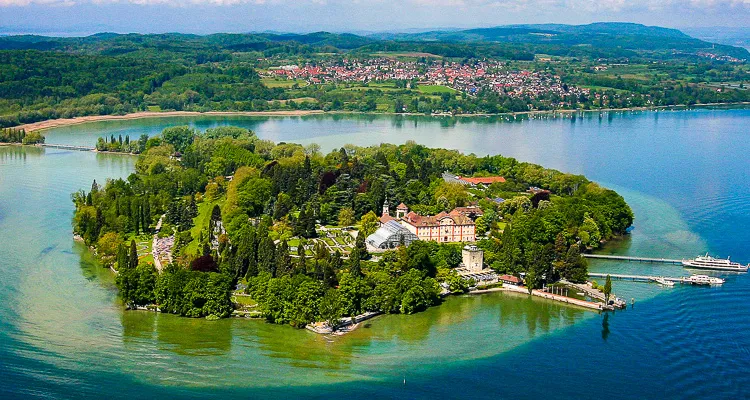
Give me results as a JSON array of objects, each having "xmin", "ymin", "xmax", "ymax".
[{"xmin": 382, "ymin": 196, "xmax": 390, "ymax": 216}]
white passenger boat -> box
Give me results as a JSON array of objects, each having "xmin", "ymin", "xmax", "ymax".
[
  {"xmin": 682, "ymin": 254, "xmax": 748, "ymax": 272},
  {"xmin": 684, "ymin": 275, "xmax": 725, "ymax": 285}
]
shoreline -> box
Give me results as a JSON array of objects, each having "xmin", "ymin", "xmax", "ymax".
[
  {"xmin": 14, "ymin": 102, "xmax": 750, "ymax": 132},
  {"xmin": 15, "ymin": 110, "xmax": 326, "ymax": 132}
]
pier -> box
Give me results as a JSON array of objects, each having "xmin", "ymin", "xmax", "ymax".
[
  {"xmin": 583, "ymin": 254, "xmax": 683, "ymax": 264},
  {"xmin": 588, "ymin": 273, "xmax": 722, "ymax": 285},
  {"xmin": 38, "ymin": 143, "xmax": 96, "ymax": 152}
]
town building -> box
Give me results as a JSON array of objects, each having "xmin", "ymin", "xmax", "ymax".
[
  {"xmin": 498, "ymin": 274, "xmax": 522, "ymax": 286},
  {"xmin": 401, "ymin": 208, "xmax": 475, "ymax": 243}
]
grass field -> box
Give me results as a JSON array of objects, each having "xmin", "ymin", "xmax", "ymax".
[
  {"xmin": 183, "ymin": 199, "xmax": 221, "ymax": 256},
  {"xmin": 261, "ymin": 77, "xmax": 306, "ymax": 88},
  {"xmin": 418, "ymin": 85, "xmax": 457, "ymax": 94}
]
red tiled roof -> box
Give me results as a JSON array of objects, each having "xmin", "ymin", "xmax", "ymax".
[
  {"xmin": 499, "ymin": 274, "xmax": 522, "ymax": 284},
  {"xmin": 380, "ymin": 214, "xmax": 395, "ymax": 224},
  {"xmin": 460, "ymin": 176, "xmax": 506, "ymax": 185},
  {"xmin": 396, "ymin": 203, "xmax": 409, "ymax": 210}
]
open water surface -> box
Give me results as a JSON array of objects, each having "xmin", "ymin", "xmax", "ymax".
[{"xmin": 1, "ymin": 108, "xmax": 749, "ymax": 399}]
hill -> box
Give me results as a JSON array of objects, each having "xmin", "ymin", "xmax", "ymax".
[{"xmin": 375, "ymin": 22, "xmax": 749, "ymax": 60}]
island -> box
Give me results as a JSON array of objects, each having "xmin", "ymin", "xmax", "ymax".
[{"xmin": 72, "ymin": 125, "xmax": 633, "ymax": 330}]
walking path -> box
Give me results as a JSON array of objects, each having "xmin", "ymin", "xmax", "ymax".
[{"xmin": 152, "ymin": 214, "xmax": 173, "ymax": 272}]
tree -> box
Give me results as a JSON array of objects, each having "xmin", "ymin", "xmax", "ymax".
[
  {"xmin": 349, "ymin": 247, "xmax": 362, "ymax": 278},
  {"xmin": 276, "ymin": 240, "xmax": 293, "ymax": 276},
  {"xmin": 319, "ymin": 289, "xmax": 343, "ymax": 329},
  {"xmin": 338, "ymin": 207, "xmax": 356, "ymax": 227},
  {"xmin": 359, "ymin": 211, "xmax": 379, "ymax": 238},
  {"xmin": 161, "ymin": 126, "xmax": 195, "ymax": 153},
  {"xmin": 604, "ymin": 274, "xmax": 612, "ymax": 303},
  {"xmin": 579, "ymin": 212, "xmax": 602, "ymax": 248},
  {"xmin": 433, "ymin": 181, "xmax": 469, "ymax": 210},
  {"xmin": 355, "ymin": 231, "xmax": 369, "ymax": 260},
  {"xmin": 128, "ymin": 239, "xmax": 138, "ymax": 270},
  {"xmin": 525, "ymin": 268, "xmax": 536, "ymax": 294}
]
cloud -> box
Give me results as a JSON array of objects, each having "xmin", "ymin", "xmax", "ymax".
[{"xmin": 0, "ymin": 0, "xmax": 748, "ymax": 10}]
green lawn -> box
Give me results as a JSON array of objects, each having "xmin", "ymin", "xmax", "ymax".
[
  {"xmin": 418, "ymin": 85, "xmax": 457, "ymax": 95},
  {"xmin": 183, "ymin": 199, "xmax": 221, "ymax": 256},
  {"xmin": 233, "ymin": 296, "xmax": 258, "ymax": 307},
  {"xmin": 261, "ymin": 77, "xmax": 305, "ymax": 88}
]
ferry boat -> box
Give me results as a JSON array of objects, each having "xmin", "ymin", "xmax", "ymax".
[
  {"xmin": 682, "ymin": 254, "xmax": 748, "ymax": 272},
  {"xmin": 684, "ymin": 275, "xmax": 725, "ymax": 285}
]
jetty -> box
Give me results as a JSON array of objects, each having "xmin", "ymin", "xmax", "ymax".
[
  {"xmin": 583, "ymin": 254, "xmax": 682, "ymax": 264},
  {"xmin": 38, "ymin": 143, "xmax": 96, "ymax": 152},
  {"xmin": 588, "ymin": 273, "xmax": 723, "ymax": 285}
]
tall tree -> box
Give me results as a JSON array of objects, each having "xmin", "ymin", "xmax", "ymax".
[
  {"xmin": 128, "ymin": 240, "xmax": 138, "ymax": 270},
  {"xmin": 604, "ymin": 274, "xmax": 612, "ymax": 303}
]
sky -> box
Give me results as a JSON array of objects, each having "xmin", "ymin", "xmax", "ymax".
[{"xmin": 0, "ymin": 0, "xmax": 748, "ymax": 35}]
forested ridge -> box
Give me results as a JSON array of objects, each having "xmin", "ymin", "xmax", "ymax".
[
  {"xmin": 72, "ymin": 125, "xmax": 633, "ymax": 325},
  {"xmin": 1, "ymin": 23, "xmax": 748, "ymax": 128}
]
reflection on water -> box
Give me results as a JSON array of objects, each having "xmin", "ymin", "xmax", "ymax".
[
  {"xmin": 2, "ymin": 108, "xmax": 750, "ymax": 397},
  {"xmin": 601, "ymin": 313, "xmax": 610, "ymax": 341}
]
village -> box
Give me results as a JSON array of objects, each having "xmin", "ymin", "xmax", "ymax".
[{"xmin": 267, "ymin": 58, "xmax": 590, "ymax": 107}]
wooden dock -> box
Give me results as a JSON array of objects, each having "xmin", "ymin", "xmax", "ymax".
[{"xmin": 583, "ymin": 254, "xmax": 683, "ymax": 264}]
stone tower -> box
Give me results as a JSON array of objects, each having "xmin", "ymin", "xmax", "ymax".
[{"xmin": 462, "ymin": 245, "xmax": 484, "ymax": 272}]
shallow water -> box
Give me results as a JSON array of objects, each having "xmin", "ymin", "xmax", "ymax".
[{"xmin": 1, "ymin": 108, "xmax": 749, "ymax": 399}]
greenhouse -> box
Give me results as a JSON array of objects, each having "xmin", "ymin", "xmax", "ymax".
[{"xmin": 366, "ymin": 220, "xmax": 419, "ymax": 249}]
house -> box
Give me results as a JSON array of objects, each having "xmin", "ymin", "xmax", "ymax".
[
  {"xmin": 498, "ymin": 274, "xmax": 522, "ymax": 286},
  {"xmin": 401, "ymin": 209, "xmax": 475, "ymax": 243}
]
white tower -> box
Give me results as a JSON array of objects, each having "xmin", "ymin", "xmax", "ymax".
[{"xmin": 382, "ymin": 196, "xmax": 389, "ymax": 216}]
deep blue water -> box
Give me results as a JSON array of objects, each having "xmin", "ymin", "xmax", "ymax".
[{"xmin": 1, "ymin": 108, "xmax": 749, "ymax": 399}]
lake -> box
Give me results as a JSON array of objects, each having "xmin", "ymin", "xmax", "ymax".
[{"xmin": 1, "ymin": 108, "xmax": 749, "ymax": 399}]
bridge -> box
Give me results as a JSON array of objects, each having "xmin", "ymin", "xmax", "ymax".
[
  {"xmin": 38, "ymin": 143, "xmax": 96, "ymax": 152},
  {"xmin": 583, "ymin": 254, "xmax": 683, "ymax": 264}
]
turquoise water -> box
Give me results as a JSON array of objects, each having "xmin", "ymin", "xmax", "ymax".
[{"xmin": 1, "ymin": 108, "xmax": 749, "ymax": 399}]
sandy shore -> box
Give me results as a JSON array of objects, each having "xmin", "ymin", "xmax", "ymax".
[
  {"xmin": 16, "ymin": 110, "xmax": 326, "ymax": 132},
  {"xmin": 14, "ymin": 102, "xmax": 750, "ymax": 133}
]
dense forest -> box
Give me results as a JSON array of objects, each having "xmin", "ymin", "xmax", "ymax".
[
  {"xmin": 72, "ymin": 125, "xmax": 633, "ymax": 325},
  {"xmin": 1, "ymin": 23, "xmax": 748, "ymax": 128}
]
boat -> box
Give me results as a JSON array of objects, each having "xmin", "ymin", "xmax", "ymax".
[
  {"xmin": 683, "ymin": 275, "xmax": 725, "ymax": 285},
  {"xmin": 682, "ymin": 254, "xmax": 748, "ymax": 272},
  {"xmin": 654, "ymin": 277, "xmax": 675, "ymax": 287}
]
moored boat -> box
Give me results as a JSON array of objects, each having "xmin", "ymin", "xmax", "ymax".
[
  {"xmin": 683, "ymin": 275, "xmax": 725, "ymax": 285},
  {"xmin": 682, "ymin": 254, "xmax": 748, "ymax": 272}
]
